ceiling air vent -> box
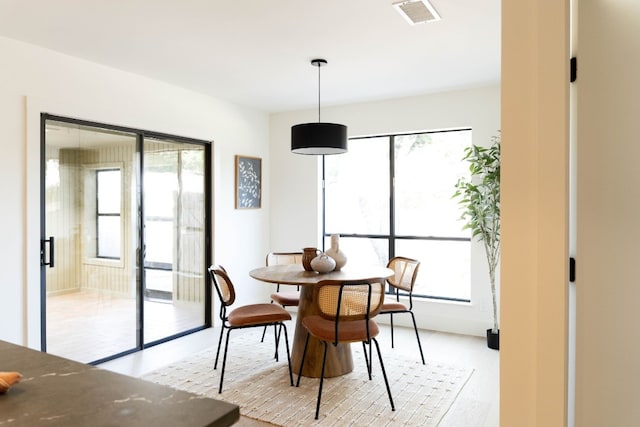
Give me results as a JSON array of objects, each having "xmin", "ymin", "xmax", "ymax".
[{"xmin": 393, "ymin": 0, "xmax": 441, "ymax": 25}]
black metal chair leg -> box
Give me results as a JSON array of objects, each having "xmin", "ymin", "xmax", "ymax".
[
  {"xmin": 372, "ymin": 337, "xmax": 395, "ymax": 411},
  {"xmin": 214, "ymin": 324, "xmax": 225, "ymax": 369},
  {"xmin": 218, "ymin": 329, "xmax": 232, "ymax": 393},
  {"xmin": 410, "ymin": 311, "xmax": 425, "ymax": 364},
  {"xmin": 390, "ymin": 313, "xmax": 395, "ymax": 348},
  {"xmin": 276, "ymin": 322, "xmax": 283, "ymax": 347},
  {"xmin": 296, "ymin": 332, "xmax": 311, "ymax": 387},
  {"xmin": 369, "ymin": 339, "xmax": 374, "ymax": 379},
  {"xmin": 315, "ymin": 342, "xmax": 329, "ymax": 420},
  {"xmin": 273, "ymin": 324, "xmax": 280, "ymax": 361},
  {"xmin": 280, "ymin": 324, "xmax": 293, "ymax": 386},
  {"xmin": 362, "ymin": 341, "xmax": 372, "ymax": 379},
  {"xmin": 262, "ymin": 299, "xmax": 277, "ymax": 343}
]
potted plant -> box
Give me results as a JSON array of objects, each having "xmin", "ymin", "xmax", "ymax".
[{"xmin": 453, "ymin": 134, "xmax": 501, "ymax": 349}]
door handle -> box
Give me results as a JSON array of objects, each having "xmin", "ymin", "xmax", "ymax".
[{"xmin": 41, "ymin": 237, "xmax": 55, "ymax": 268}]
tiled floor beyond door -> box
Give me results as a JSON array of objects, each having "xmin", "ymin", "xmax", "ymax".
[{"xmin": 46, "ymin": 291, "xmax": 204, "ymax": 363}]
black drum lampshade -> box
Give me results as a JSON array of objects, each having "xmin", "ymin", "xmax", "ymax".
[
  {"xmin": 291, "ymin": 58, "xmax": 347, "ymax": 155},
  {"xmin": 291, "ymin": 122, "xmax": 347, "ymax": 155}
]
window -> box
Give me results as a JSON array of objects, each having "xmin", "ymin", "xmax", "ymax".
[
  {"xmin": 323, "ymin": 129, "xmax": 472, "ymax": 301},
  {"xmin": 96, "ymin": 168, "xmax": 122, "ymax": 259},
  {"xmin": 143, "ymin": 151, "xmax": 177, "ymax": 271}
]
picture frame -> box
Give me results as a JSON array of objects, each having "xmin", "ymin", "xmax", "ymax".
[{"xmin": 235, "ymin": 155, "xmax": 262, "ymax": 209}]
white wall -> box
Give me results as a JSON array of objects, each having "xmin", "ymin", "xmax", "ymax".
[
  {"xmin": 269, "ymin": 85, "xmax": 501, "ymax": 336},
  {"xmin": 0, "ymin": 36, "xmax": 271, "ymax": 347}
]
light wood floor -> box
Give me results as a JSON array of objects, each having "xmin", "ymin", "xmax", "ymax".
[{"xmin": 100, "ymin": 316, "xmax": 499, "ymax": 426}]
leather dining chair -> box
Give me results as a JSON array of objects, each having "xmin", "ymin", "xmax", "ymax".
[
  {"xmin": 296, "ymin": 278, "xmax": 394, "ymax": 420},
  {"xmin": 208, "ymin": 265, "xmax": 293, "ymax": 393},
  {"xmin": 261, "ymin": 251, "xmax": 303, "ymax": 343},
  {"xmin": 380, "ymin": 256, "xmax": 425, "ymax": 364}
]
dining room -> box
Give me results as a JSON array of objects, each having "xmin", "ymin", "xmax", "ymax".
[
  {"xmin": 0, "ymin": 1, "xmax": 505, "ymax": 425},
  {"xmin": 200, "ymin": 84, "xmax": 500, "ymax": 423},
  {"xmin": 8, "ymin": 0, "xmax": 638, "ymax": 424}
]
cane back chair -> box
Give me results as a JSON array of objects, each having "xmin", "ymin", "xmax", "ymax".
[
  {"xmin": 208, "ymin": 265, "xmax": 293, "ymax": 393},
  {"xmin": 296, "ymin": 278, "xmax": 395, "ymax": 420},
  {"xmin": 380, "ymin": 256, "xmax": 425, "ymax": 364},
  {"xmin": 260, "ymin": 251, "xmax": 303, "ymax": 343}
]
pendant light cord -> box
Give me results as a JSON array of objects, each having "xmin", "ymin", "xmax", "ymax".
[{"xmin": 317, "ymin": 62, "xmax": 321, "ymax": 122}]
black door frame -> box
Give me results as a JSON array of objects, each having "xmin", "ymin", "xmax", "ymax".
[{"xmin": 40, "ymin": 113, "xmax": 212, "ymax": 364}]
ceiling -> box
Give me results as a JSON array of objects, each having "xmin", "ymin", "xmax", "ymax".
[{"xmin": 0, "ymin": 0, "xmax": 501, "ymax": 113}]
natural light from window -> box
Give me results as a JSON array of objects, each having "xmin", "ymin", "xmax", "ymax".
[
  {"xmin": 324, "ymin": 129, "xmax": 472, "ymax": 301},
  {"xmin": 96, "ymin": 169, "xmax": 121, "ymax": 259}
]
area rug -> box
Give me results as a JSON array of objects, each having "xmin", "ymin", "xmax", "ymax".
[{"xmin": 143, "ymin": 329, "xmax": 473, "ymax": 426}]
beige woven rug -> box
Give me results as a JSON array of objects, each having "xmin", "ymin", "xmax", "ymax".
[{"xmin": 143, "ymin": 329, "xmax": 473, "ymax": 426}]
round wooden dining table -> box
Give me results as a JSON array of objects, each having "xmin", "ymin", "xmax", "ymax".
[{"xmin": 249, "ymin": 263, "xmax": 393, "ymax": 378}]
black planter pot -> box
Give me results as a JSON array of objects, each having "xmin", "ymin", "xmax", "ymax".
[{"xmin": 486, "ymin": 328, "xmax": 500, "ymax": 350}]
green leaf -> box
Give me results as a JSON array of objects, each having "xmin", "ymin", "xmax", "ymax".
[{"xmin": 451, "ymin": 133, "xmax": 501, "ymax": 329}]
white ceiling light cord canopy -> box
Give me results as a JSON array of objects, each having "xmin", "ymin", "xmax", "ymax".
[{"xmin": 291, "ymin": 59, "xmax": 347, "ymax": 155}]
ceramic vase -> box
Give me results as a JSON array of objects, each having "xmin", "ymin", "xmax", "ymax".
[
  {"xmin": 302, "ymin": 247, "xmax": 320, "ymax": 271},
  {"xmin": 311, "ymin": 253, "xmax": 336, "ymax": 274},
  {"xmin": 325, "ymin": 234, "xmax": 347, "ymax": 270}
]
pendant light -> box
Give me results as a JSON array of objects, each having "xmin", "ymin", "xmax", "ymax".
[{"xmin": 291, "ymin": 59, "xmax": 347, "ymax": 155}]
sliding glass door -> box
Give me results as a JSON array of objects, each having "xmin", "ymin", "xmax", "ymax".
[
  {"xmin": 142, "ymin": 139, "xmax": 208, "ymax": 344},
  {"xmin": 41, "ymin": 115, "xmax": 211, "ymax": 364}
]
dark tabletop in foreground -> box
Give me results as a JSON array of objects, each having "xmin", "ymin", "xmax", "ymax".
[{"xmin": 0, "ymin": 340, "xmax": 239, "ymax": 427}]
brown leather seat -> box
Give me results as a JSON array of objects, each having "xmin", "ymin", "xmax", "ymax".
[
  {"xmin": 380, "ymin": 256, "xmax": 425, "ymax": 364},
  {"xmin": 208, "ymin": 265, "xmax": 293, "ymax": 393},
  {"xmin": 269, "ymin": 291, "xmax": 300, "ymax": 307},
  {"xmin": 303, "ymin": 316, "xmax": 380, "ymax": 343},
  {"xmin": 227, "ymin": 304, "xmax": 292, "ymax": 326},
  {"xmin": 296, "ymin": 278, "xmax": 394, "ymax": 420},
  {"xmin": 267, "ymin": 251, "xmax": 303, "ymax": 306}
]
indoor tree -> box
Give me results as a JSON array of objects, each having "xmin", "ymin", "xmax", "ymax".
[{"xmin": 453, "ymin": 133, "xmax": 500, "ymax": 348}]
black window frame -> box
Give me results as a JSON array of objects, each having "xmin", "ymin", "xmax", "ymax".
[
  {"xmin": 95, "ymin": 168, "xmax": 122, "ymax": 260},
  {"xmin": 322, "ymin": 129, "xmax": 472, "ymax": 303}
]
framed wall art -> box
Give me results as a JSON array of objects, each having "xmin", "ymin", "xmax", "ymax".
[{"xmin": 235, "ymin": 155, "xmax": 262, "ymax": 209}]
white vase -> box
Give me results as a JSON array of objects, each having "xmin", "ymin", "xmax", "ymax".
[
  {"xmin": 325, "ymin": 234, "xmax": 347, "ymax": 270},
  {"xmin": 310, "ymin": 253, "xmax": 336, "ymax": 274}
]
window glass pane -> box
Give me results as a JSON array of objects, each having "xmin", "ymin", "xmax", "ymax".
[
  {"xmin": 144, "ymin": 151, "xmax": 178, "ymax": 218},
  {"xmin": 97, "ymin": 170, "xmax": 121, "ymax": 214},
  {"xmin": 325, "ymin": 137, "xmax": 390, "ymax": 234},
  {"xmin": 145, "ymin": 220, "xmax": 173, "ymax": 265},
  {"xmin": 97, "ymin": 216, "xmax": 121, "ymax": 258},
  {"xmin": 324, "ymin": 236, "xmax": 388, "ymax": 267},
  {"xmin": 395, "ymin": 131, "xmax": 471, "ymax": 237},
  {"xmin": 181, "ymin": 149, "xmax": 205, "ymax": 194},
  {"xmin": 144, "ymin": 173, "xmax": 176, "ymax": 217},
  {"xmin": 96, "ymin": 169, "xmax": 122, "ymax": 259},
  {"xmin": 144, "ymin": 269, "xmax": 173, "ymax": 294},
  {"xmin": 395, "ymin": 239, "xmax": 470, "ymax": 300},
  {"xmin": 323, "ymin": 129, "xmax": 472, "ymax": 302}
]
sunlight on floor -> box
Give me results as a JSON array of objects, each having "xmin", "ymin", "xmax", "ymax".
[{"xmin": 46, "ymin": 291, "xmax": 204, "ymax": 363}]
